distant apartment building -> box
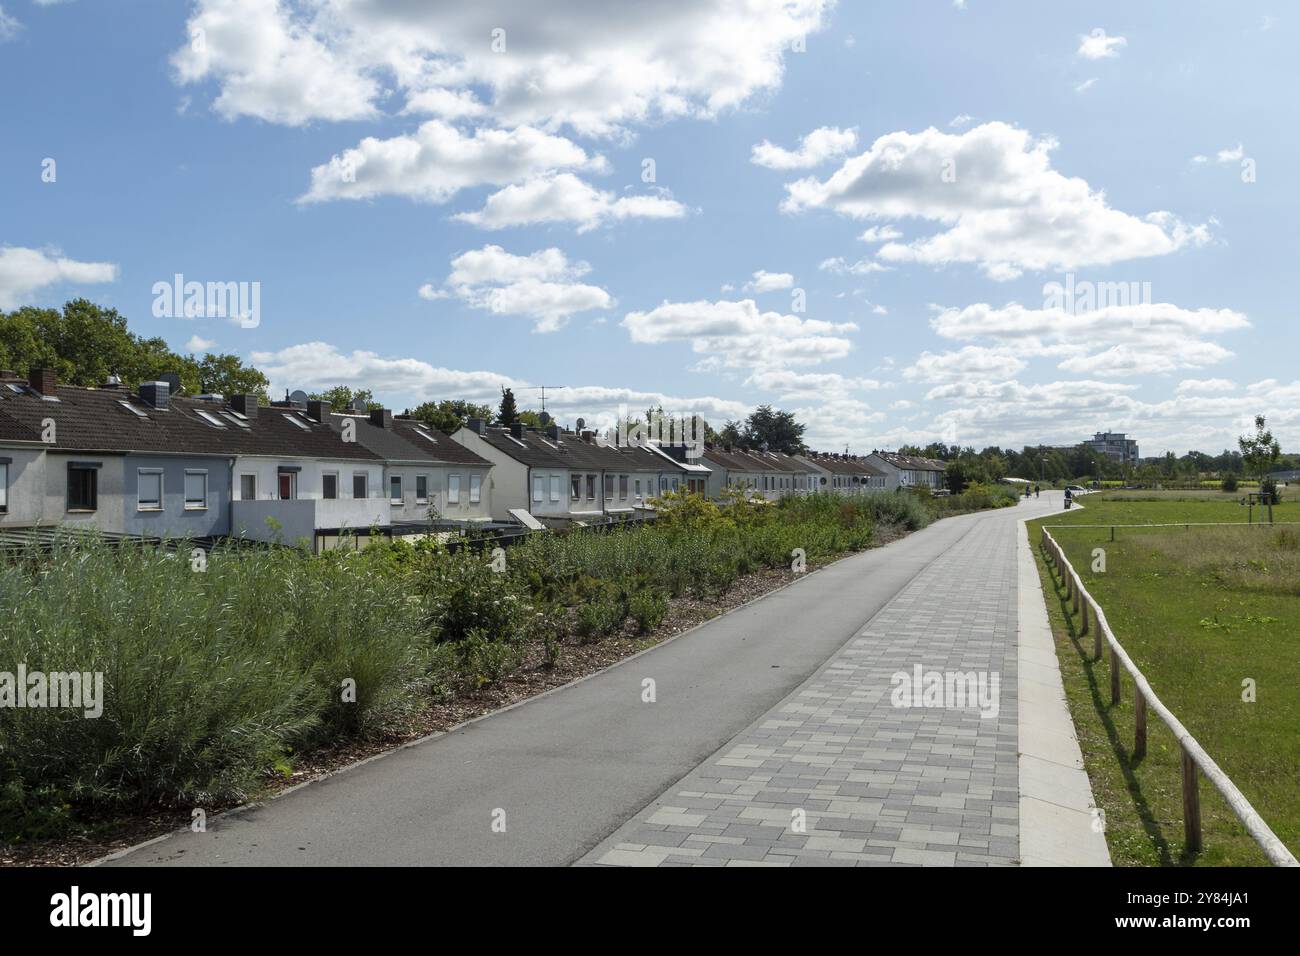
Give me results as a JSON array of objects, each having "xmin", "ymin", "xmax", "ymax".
[{"xmin": 1084, "ymin": 432, "xmax": 1139, "ymax": 467}]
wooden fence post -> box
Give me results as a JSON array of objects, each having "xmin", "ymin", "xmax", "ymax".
[
  {"xmin": 1079, "ymin": 592, "xmax": 1088, "ymax": 635},
  {"xmin": 1093, "ymin": 617, "xmax": 1102, "ymax": 660},
  {"xmin": 1110, "ymin": 644, "xmax": 1121, "ymax": 705},
  {"xmin": 1134, "ymin": 691, "xmax": 1147, "ymax": 759},
  {"xmin": 1181, "ymin": 745, "xmax": 1202, "ymax": 853},
  {"xmin": 1072, "ymin": 574, "xmax": 1080, "ymax": 613}
]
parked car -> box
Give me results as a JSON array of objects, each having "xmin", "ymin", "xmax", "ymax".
[{"xmin": 1065, "ymin": 484, "xmax": 1086, "ymax": 494}]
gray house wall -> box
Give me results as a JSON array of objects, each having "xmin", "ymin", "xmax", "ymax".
[
  {"xmin": 122, "ymin": 454, "xmax": 232, "ymax": 538},
  {"xmin": 43, "ymin": 453, "xmax": 126, "ymax": 533},
  {"xmin": 384, "ymin": 463, "xmax": 491, "ymax": 524},
  {"xmin": 0, "ymin": 448, "xmax": 48, "ymax": 526}
]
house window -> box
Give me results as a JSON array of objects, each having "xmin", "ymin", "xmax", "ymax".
[
  {"xmin": 586, "ymin": 474, "xmax": 596, "ymax": 499},
  {"xmin": 570, "ymin": 475, "xmax": 581, "ymax": 500},
  {"xmin": 416, "ymin": 475, "xmax": 429, "ymax": 503},
  {"xmin": 449, "ymin": 475, "xmax": 462, "ymax": 504},
  {"xmin": 0, "ymin": 461, "xmax": 7, "ymax": 513},
  {"xmin": 68, "ymin": 465, "xmax": 98, "ymax": 511},
  {"xmin": 278, "ymin": 472, "xmax": 296, "ymax": 500},
  {"xmin": 353, "ymin": 473, "xmax": 368, "ymax": 499},
  {"xmin": 137, "ymin": 470, "xmax": 163, "ymax": 511},
  {"xmin": 603, "ymin": 474, "xmax": 614, "ymax": 498},
  {"xmin": 184, "ymin": 471, "xmax": 208, "ymax": 510},
  {"xmin": 531, "ymin": 476, "xmax": 543, "ymax": 503},
  {"xmin": 549, "ymin": 475, "xmax": 560, "ymax": 502},
  {"xmin": 390, "ymin": 475, "xmax": 403, "ymax": 504},
  {"xmin": 240, "ymin": 474, "xmax": 257, "ymax": 500},
  {"xmin": 323, "ymin": 473, "xmax": 338, "ymax": 500},
  {"xmin": 634, "ymin": 479, "xmax": 641, "ymax": 499},
  {"xmin": 619, "ymin": 474, "xmax": 628, "ymax": 499},
  {"xmin": 470, "ymin": 474, "xmax": 482, "ymax": 503}
]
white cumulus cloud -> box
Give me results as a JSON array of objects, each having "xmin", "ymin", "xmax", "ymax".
[{"xmin": 783, "ymin": 122, "xmax": 1210, "ymax": 280}]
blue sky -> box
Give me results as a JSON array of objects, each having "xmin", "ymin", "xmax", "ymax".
[{"xmin": 1, "ymin": 0, "xmax": 1295, "ymax": 455}]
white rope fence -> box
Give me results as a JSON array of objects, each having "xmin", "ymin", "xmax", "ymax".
[{"xmin": 1040, "ymin": 526, "xmax": 1298, "ymax": 866}]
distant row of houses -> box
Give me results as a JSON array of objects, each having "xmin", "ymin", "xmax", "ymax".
[{"xmin": 0, "ymin": 369, "xmax": 946, "ymax": 550}]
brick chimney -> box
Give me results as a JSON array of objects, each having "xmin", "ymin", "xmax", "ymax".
[
  {"xmin": 466, "ymin": 417, "xmax": 487, "ymax": 435},
  {"xmin": 29, "ymin": 367, "xmax": 56, "ymax": 396},
  {"xmin": 230, "ymin": 394, "xmax": 258, "ymax": 419},
  {"xmin": 510, "ymin": 422, "xmax": 525, "ymax": 439},
  {"xmin": 369, "ymin": 407, "xmax": 392, "ymax": 428},
  {"xmin": 307, "ymin": 399, "xmax": 331, "ymax": 423}
]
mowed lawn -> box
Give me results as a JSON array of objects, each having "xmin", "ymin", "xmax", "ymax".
[{"xmin": 1028, "ymin": 492, "xmax": 1300, "ymax": 866}]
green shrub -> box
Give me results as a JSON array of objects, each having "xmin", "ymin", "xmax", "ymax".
[
  {"xmin": 0, "ymin": 535, "xmax": 426, "ymax": 839},
  {"xmin": 574, "ymin": 591, "xmax": 626, "ymax": 643},
  {"xmin": 628, "ymin": 589, "xmax": 669, "ymax": 634},
  {"xmin": 421, "ymin": 548, "xmax": 533, "ymax": 646}
]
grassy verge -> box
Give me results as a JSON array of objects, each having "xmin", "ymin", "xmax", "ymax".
[{"xmin": 1027, "ymin": 492, "xmax": 1299, "ymax": 866}]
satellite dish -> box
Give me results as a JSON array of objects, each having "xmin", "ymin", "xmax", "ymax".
[
  {"xmin": 576, "ymin": 417, "xmax": 586, "ymax": 430},
  {"xmin": 160, "ymin": 372, "xmax": 183, "ymax": 394},
  {"xmin": 350, "ymin": 396, "xmax": 368, "ymax": 412},
  {"xmin": 539, "ymin": 411, "xmax": 552, "ymax": 426},
  {"xmin": 289, "ymin": 389, "xmax": 309, "ymax": 408}
]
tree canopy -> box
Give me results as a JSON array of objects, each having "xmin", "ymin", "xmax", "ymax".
[{"xmin": 0, "ymin": 299, "xmax": 269, "ymax": 399}]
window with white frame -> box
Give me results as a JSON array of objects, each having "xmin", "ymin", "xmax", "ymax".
[
  {"xmin": 531, "ymin": 475, "xmax": 543, "ymax": 503},
  {"xmin": 416, "ymin": 475, "xmax": 429, "ymax": 503},
  {"xmin": 240, "ymin": 474, "xmax": 256, "ymax": 500},
  {"xmin": 470, "ymin": 474, "xmax": 482, "ymax": 503},
  {"xmin": 352, "ymin": 473, "xmax": 368, "ymax": 499},
  {"xmin": 137, "ymin": 469, "xmax": 163, "ymax": 511},
  {"xmin": 549, "ymin": 475, "xmax": 560, "ymax": 502},
  {"xmin": 619, "ymin": 474, "xmax": 628, "ymax": 498},
  {"xmin": 570, "ymin": 474, "xmax": 581, "ymax": 500},
  {"xmin": 449, "ymin": 474, "xmax": 462, "ymax": 504},
  {"xmin": 603, "ymin": 474, "xmax": 614, "ymax": 498},
  {"xmin": 184, "ymin": 470, "xmax": 208, "ymax": 510},
  {"xmin": 0, "ymin": 461, "xmax": 7, "ymax": 512},
  {"xmin": 390, "ymin": 475, "xmax": 403, "ymax": 504},
  {"xmin": 634, "ymin": 478, "xmax": 641, "ymax": 499},
  {"xmin": 322, "ymin": 473, "xmax": 338, "ymax": 500}
]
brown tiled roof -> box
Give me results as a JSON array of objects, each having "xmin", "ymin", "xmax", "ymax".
[
  {"xmin": 0, "ymin": 405, "xmax": 41, "ymax": 444},
  {"xmin": 471, "ymin": 426, "xmax": 569, "ymax": 468},
  {"xmin": 390, "ymin": 418, "xmax": 489, "ymax": 466},
  {"xmin": 874, "ymin": 451, "xmax": 947, "ymax": 472},
  {"xmin": 0, "ymin": 383, "xmax": 380, "ymax": 461},
  {"xmin": 801, "ymin": 453, "xmax": 886, "ymax": 477}
]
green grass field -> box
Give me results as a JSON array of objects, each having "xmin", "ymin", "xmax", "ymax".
[{"xmin": 1028, "ymin": 492, "xmax": 1300, "ymax": 866}]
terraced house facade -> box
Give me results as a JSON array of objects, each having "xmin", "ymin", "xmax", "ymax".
[{"xmin": 0, "ymin": 368, "xmax": 958, "ymax": 545}]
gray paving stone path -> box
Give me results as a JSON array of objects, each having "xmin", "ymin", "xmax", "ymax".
[{"xmin": 581, "ymin": 503, "xmax": 1060, "ymax": 867}]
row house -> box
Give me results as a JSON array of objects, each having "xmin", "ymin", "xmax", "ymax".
[
  {"xmin": 452, "ymin": 419, "xmax": 699, "ymax": 523},
  {"xmin": 0, "ymin": 369, "xmax": 493, "ymax": 551},
  {"xmin": 866, "ymin": 451, "xmax": 948, "ymax": 490},
  {"xmin": 797, "ymin": 452, "xmax": 888, "ymax": 493},
  {"xmin": 319, "ymin": 405, "xmax": 493, "ymax": 530},
  {"xmin": 701, "ymin": 446, "xmax": 808, "ymax": 500}
]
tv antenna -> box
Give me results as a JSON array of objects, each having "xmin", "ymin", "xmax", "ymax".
[{"xmin": 523, "ymin": 384, "xmax": 566, "ymax": 415}]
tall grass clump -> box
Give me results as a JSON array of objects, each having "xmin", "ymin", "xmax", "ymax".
[{"xmin": 0, "ymin": 534, "xmax": 425, "ymax": 839}]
